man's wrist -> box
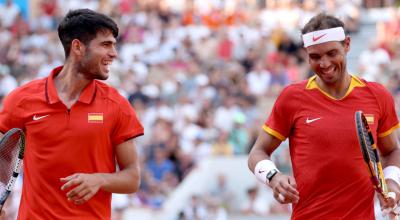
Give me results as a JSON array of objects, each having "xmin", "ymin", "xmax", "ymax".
[
  {"xmin": 384, "ymin": 166, "xmax": 400, "ymax": 187},
  {"xmin": 266, "ymin": 169, "xmax": 279, "ymax": 183},
  {"xmin": 254, "ymin": 159, "xmax": 280, "ymax": 184}
]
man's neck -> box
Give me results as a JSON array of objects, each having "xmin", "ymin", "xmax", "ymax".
[
  {"xmin": 316, "ymin": 74, "xmax": 352, "ymax": 99},
  {"xmin": 54, "ymin": 62, "xmax": 92, "ymax": 109}
]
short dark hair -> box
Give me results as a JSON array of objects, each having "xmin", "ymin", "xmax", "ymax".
[
  {"xmin": 301, "ymin": 13, "xmax": 345, "ymax": 35},
  {"xmin": 57, "ymin": 9, "xmax": 119, "ymax": 57}
]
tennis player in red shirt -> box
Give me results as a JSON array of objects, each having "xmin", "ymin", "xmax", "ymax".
[
  {"xmin": 0, "ymin": 9, "xmax": 143, "ymax": 219},
  {"xmin": 248, "ymin": 13, "xmax": 400, "ymax": 219}
]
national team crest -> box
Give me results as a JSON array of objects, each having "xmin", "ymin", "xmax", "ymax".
[
  {"xmin": 88, "ymin": 113, "xmax": 103, "ymax": 123},
  {"xmin": 364, "ymin": 114, "xmax": 374, "ymax": 125}
]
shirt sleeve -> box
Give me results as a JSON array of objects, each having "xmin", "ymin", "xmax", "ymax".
[
  {"xmin": 374, "ymin": 83, "xmax": 399, "ymax": 137},
  {"xmin": 264, "ymin": 86, "xmax": 298, "ymax": 141},
  {"xmin": 111, "ymin": 98, "xmax": 144, "ymax": 146},
  {"xmin": 0, "ymin": 90, "xmax": 25, "ymax": 133}
]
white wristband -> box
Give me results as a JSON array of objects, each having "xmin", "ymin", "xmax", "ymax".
[
  {"xmin": 384, "ymin": 166, "xmax": 400, "ymax": 187},
  {"xmin": 254, "ymin": 159, "xmax": 279, "ymax": 184}
]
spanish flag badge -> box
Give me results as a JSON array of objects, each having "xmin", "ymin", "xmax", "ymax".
[
  {"xmin": 88, "ymin": 113, "xmax": 103, "ymax": 123},
  {"xmin": 365, "ymin": 114, "xmax": 374, "ymax": 125}
]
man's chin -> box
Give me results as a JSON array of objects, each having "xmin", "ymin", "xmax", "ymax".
[{"xmin": 96, "ymin": 73, "xmax": 109, "ymax": 81}]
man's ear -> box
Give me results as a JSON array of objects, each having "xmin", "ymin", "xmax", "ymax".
[
  {"xmin": 344, "ymin": 36, "xmax": 351, "ymax": 53},
  {"xmin": 70, "ymin": 39, "xmax": 85, "ymax": 57}
]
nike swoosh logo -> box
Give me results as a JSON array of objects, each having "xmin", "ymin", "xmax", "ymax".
[
  {"xmin": 33, "ymin": 114, "xmax": 49, "ymax": 121},
  {"xmin": 312, "ymin": 33, "xmax": 327, "ymax": 42},
  {"xmin": 258, "ymin": 170, "xmax": 266, "ymax": 174},
  {"xmin": 306, "ymin": 117, "xmax": 321, "ymax": 124}
]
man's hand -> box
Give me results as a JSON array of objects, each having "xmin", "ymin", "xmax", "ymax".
[
  {"xmin": 378, "ymin": 179, "xmax": 400, "ymax": 219},
  {"xmin": 60, "ymin": 173, "xmax": 105, "ymax": 205},
  {"xmin": 269, "ymin": 172, "xmax": 299, "ymax": 204}
]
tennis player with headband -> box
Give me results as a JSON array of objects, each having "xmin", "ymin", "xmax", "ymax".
[{"xmin": 248, "ymin": 13, "xmax": 400, "ymax": 219}]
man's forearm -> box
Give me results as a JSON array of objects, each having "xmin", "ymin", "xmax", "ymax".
[{"xmin": 99, "ymin": 164, "xmax": 140, "ymax": 194}]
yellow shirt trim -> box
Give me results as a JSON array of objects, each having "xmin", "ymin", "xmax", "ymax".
[
  {"xmin": 262, "ymin": 125, "xmax": 286, "ymax": 141},
  {"xmin": 378, "ymin": 123, "xmax": 400, "ymax": 138},
  {"xmin": 305, "ymin": 75, "xmax": 365, "ymax": 100}
]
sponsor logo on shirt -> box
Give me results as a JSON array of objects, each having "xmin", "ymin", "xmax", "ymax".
[
  {"xmin": 306, "ymin": 117, "xmax": 322, "ymax": 124},
  {"xmin": 33, "ymin": 114, "xmax": 49, "ymax": 121}
]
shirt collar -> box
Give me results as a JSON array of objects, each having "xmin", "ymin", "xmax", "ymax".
[
  {"xmin": 46, "ymin": 66, "xmax": 97, "ymax": 105},
  {"xmin": 305, "ymin": 74, "xmax": 365, "ymax": 100}
]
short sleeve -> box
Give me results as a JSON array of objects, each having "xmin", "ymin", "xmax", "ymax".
[
  {"xmin": 111, "ymin": 98, "xmax": 144, "ymax": 146},
  {"xmin": 0, "ymin": 90, "xmax": 25, "ymax": 133},
  {"xmin": 373, "ymin": 84, "xmax": 399, "ymax": 137},
  {"xmin": 264, "ymin": 86, "xmax": 298, "ymax": 141}
]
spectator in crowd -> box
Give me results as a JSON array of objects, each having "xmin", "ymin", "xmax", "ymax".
[
  {"xmin": 358, "ymin": 40, "xmax": 391, "ymax": 83},
  {"xmin": 240, "ymin": 186, "xmax": 271, "ymax": 216}
]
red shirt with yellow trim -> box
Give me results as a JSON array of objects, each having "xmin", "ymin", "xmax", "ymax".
[
  {"xmin": 264, "ymin": 75, "xmax": 399, "ymax": 220},
  {"xmin": 0, "ymin": 66, "xmax": 144, "ymax": 219}
]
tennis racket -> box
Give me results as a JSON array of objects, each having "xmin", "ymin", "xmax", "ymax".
[
  {"xmin": 355, "ymin": 111, "xmax": 400, "ymax": 217},
  {"xmin": 0, "ymin": 128, "xmax": 25, "ymax": 212}
]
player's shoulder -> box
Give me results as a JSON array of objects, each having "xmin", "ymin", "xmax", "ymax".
[
  {"xmin": 278, "ymin": 79, "xmax": 308, "ymax": 98},
  {"xmin": 95, "ymin": 81, "xmax": 135, "ymax": 116},
  {"xmin": 95, "ymin": 80, "xmax": 130, "ymax": 104},
  {"xmin": 360, "ymin": 77, "xmax": 392, "ymax": 96},
  {"xmin": 5, "ymin": 78, "xmax": 46, "ymax": 103}
]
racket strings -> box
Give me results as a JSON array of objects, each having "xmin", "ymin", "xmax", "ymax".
[
  {"xmin": 0, "ymin": 132, "xmax": 22, "ymax": 193},
  {"xmin": 360, "ymin": 120, "xmax": 377, "ymax": 163}
]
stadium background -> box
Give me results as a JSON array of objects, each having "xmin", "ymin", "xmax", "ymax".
[{"xmin": 1, "ymin": 0, "xmax": 400, "ymax": 219}]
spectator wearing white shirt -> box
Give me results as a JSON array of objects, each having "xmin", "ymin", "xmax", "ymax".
[
  {"xmin": 358, "ymin": 40, "xmax": 391, "ymax": 83},
  {"xmin": 246, "ymin": 59, "xmax": 271, "ymax": 96},
  {"xmin": 0, "ymin": 0, "xmax": 20, "ymax": 28},
  {"xmin": 0, "ymin": 65, "xmax": 17, "ymax": 97}
]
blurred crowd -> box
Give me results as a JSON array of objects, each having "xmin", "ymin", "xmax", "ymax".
[
  {"xmin": 1, "ymin": 0, "xmax": 399, "ymax": 219},
  {"xmin": 363, "ymin": 6, "xmax": 400, "ymax": 117}
]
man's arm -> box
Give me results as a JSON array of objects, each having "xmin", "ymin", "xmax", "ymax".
[
  {"xmin": 379, "ymin": 130, "xmax": 400, "ymax": 168},
  {"xmin": 248, "ymin": 130, "xmax": 281, "ymax": 171},
  {"xmin": 248, "ymin": 130, "xmax": 299, "ymax": 204},
  {"xmin": 60, "ymin": 138, "xmax": 140, "ymax": 205},
  {"xmin": 377, "ymin": 129, "xmax": 400, "ymax": 213}
]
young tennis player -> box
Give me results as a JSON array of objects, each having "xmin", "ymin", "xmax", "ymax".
[
  {"xmin": 248, "ymin": 13, "xmax": 400, "ymax": 219},
  {"xmin": 0, "ymin": 9, "xmax": 143, "ymax": 219}
]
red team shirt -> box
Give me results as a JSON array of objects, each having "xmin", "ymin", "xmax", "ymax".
[
  {"xmin": 0, "ymin": 67, "xmax": 144, "ymax": 219},
  {"xmin": 264, "ymin": 75, "xmax": 399, "ymax": 220}
]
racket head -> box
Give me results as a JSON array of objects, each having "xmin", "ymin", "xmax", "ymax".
[
  {"xmin": 355, "ymin": 111, "xmax": 388, "ymax": 198},
  {"xmin": 0, "ymin": 128, "xmax": 25, "ymax": 210}
]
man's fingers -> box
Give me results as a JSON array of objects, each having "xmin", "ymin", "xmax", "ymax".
[
  {"xmin": 274, "ymin": 184, "xmax": 299, "ymax": 204},
  {"xmin": 288, "ymin": 176, "xmax": 298, "ymax": 188},
  {"xmin": 74, "ymin": 191, "xmax": 95, "ymax": 205},
  {"xmin": 61, "ymin": 178, "xmax": 82, "ymax": 191},
  {"xmin": 67, "ymin": 184, "xmax": 87, "ymax": 199},
  {"xmin": 60, "ymin": 173, "xmax": 80, "ymax": 182},
  {"xmin": 283, "ymin": 183, "xmax": 299, "ymax": 196},
  {"xmin": 280, "ymin": 181, "xmax": 299, "ymax": 201},
  {"xmin": 273, "ymin": 191, "xmax": 286, "ymax": 204}
]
